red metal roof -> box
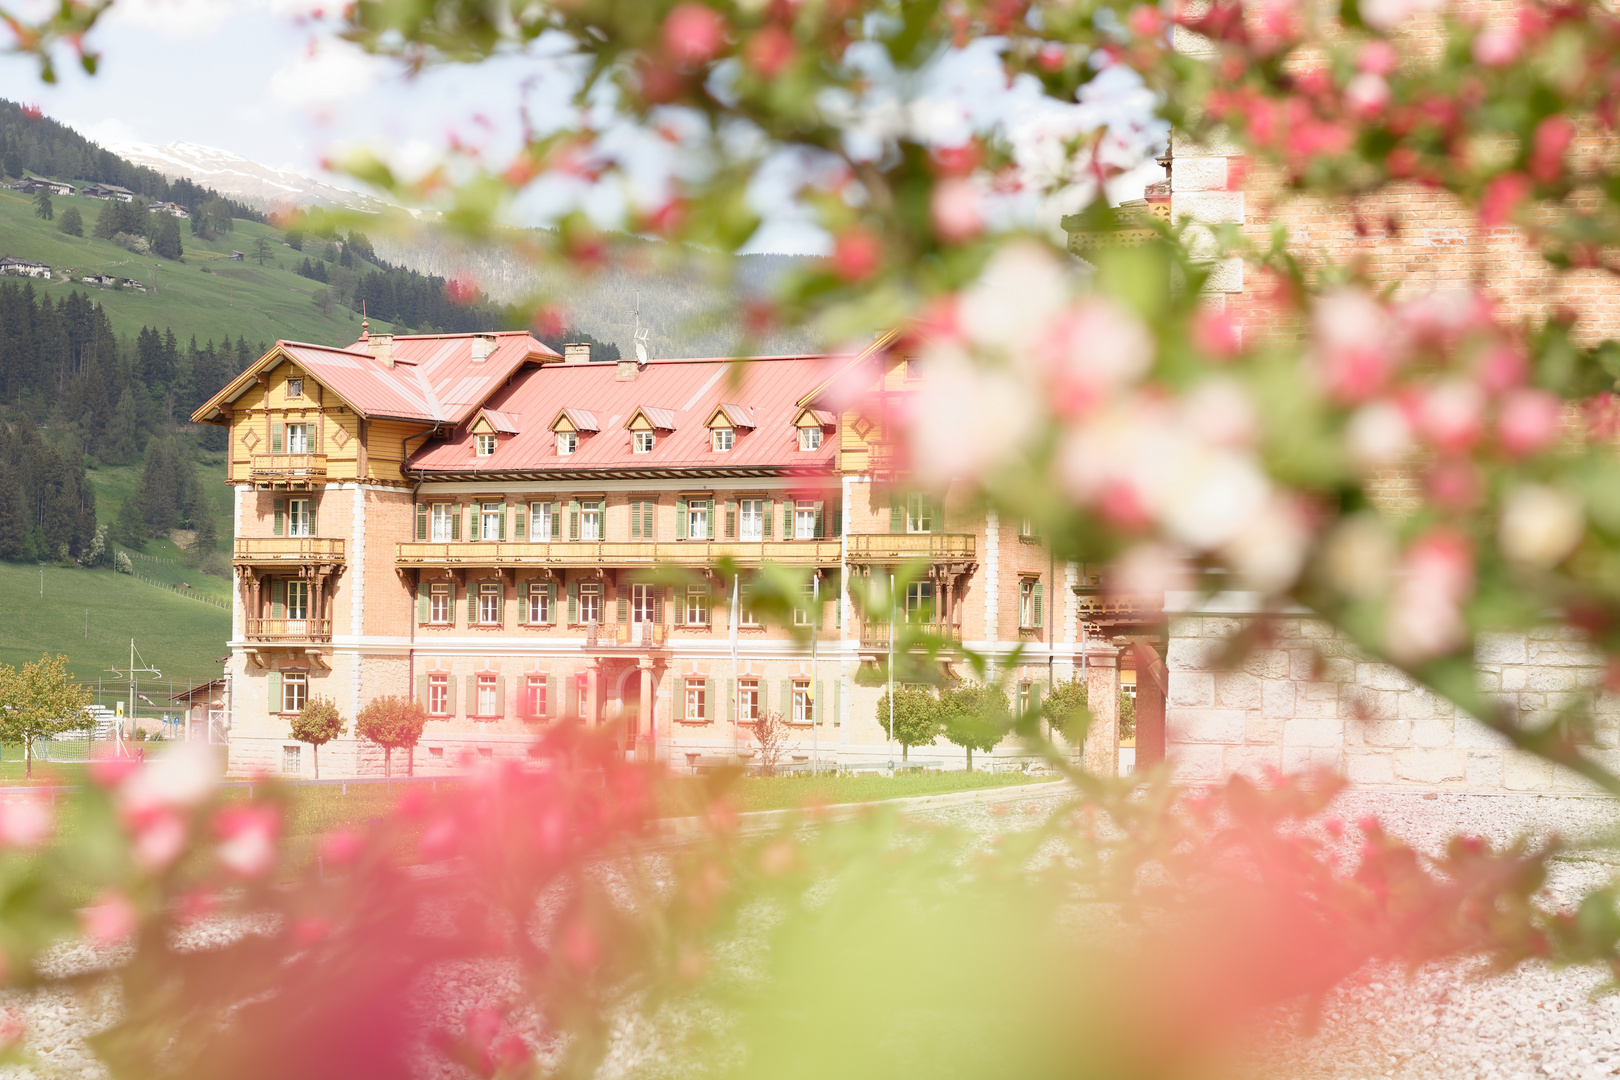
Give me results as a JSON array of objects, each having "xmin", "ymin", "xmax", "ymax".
[
  {"xmin": 411, "ymin": 355, "xmax": 840, "ymax": 474},
  {"xmin": 190, "ymin": 331, "xmax": 560, "ymax": 426}
]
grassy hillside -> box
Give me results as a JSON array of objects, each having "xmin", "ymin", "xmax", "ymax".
[
  {"xmin": 0, "ymin": 561, "xmax": 232, "ymax": 710},
  {"xmin": 81, "ymin": 453, "xmax": 234, "ymax": 594},
  {"xmin": 0, "ymin": 186, "xmax": 401, "ymax": 348}
]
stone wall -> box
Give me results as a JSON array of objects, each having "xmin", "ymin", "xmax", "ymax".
[{"xmin": 1165, "ymin": 604, "xmax": 1620, "ymax": 792}]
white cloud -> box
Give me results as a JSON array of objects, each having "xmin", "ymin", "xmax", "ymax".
[
  {"xmin": 103, "ymin": 0, "xmax": 324, "ymax": 39},
  {"xmin": 268, "ymin": 39, "xmax": 384, "ymax": 109}
]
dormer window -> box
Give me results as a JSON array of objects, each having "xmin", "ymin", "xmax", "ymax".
[
  {"xmin": 287, "ymin": 377, "xmax": 303, "ymax": 398},
  {"xmin": 476, "ymin": 433, "xmax": 496, "ymax": 457},
  {"xmin": 799, "ymin": 427, "xmax": 822, "ymax": 451},
  {"xmin": 557, "ymin": 432, "xmax": 577, "ymax": 456},
  {"xmin": 713, "ymin": 428, "xmax": 733, "ymax": 452},
  {"xmin": 634, "ymin": 431, "xmax": 655, "ymax": 454}
]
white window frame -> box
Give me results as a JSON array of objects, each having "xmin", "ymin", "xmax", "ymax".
[
  {"xmin": 557, "ymin": 431, "xmax": 577, "ymax": 455},
  {"xmin": 476, "ymin": 433, "xmax": 496, "ymax": 457},
  {"xmin": 527, "ymin": 583, "xmax": 550, "ymax": 624},
  {"xmin": 527, "ymin": 677, "xmax": 547, "ymax": 718},
  {"xmin": 429, "ymin": 746, "xmax": 445, "ymax": 760},
  {"xmin": 685, "ymin": 584, "xmax": 709, "ymax": 626},
  {"xmin": 738, "ymin": 678, "xmax": 760, "ymax": 722},
  {"xmin": 794, "ymin": 500, "xmax": 817, "ymax": 540},
  {"xmin": 739, "ymin": 588, "xmax": 758, "ymax": 627},
  {"xmin": 792, "ymin": 679, "xmax": 813, "ymax": 723},
  {"xmin": 739, "ymin": 498, "xmax": 764, "ymax": 541},
  {"xmin": 287, "ymin": 377, "xmax": 303, "ymax": 398},
  {"xmin": 906, "ymin": 493, "xmax": 932, "ymax": 534},
  {"xmin": 532, "ymin": 502, "xmax": 553, "ymax": 541},
  {"xmin": 478, "ymin": 583, "xmax": 501, "ymax": 624},
  {"xmin": 798, "ymin": 426, "xmax": 822, "ymax": 451},
  {"xmin": 285, "ymin": 579, "xmax": 310, "ymax": 621},
  {"xmin": 631, "ymin": 583, "xmax": 656, "ymax": 623},
  {"xmin": 429, "ymin": 582, "xmax": 450, "ymax": 624},
  {"xmin": 286, "ymin": 423, "xmax": 310, "ymax": 454},
  {"xmin": 476, "ymin": 674, "xmax": 498, "ymax": 717},
  {"xmin": 687, "ymin": 502, "xmax": 708, "ymax": 539},
  {"xmin": 480, "ymin": 503, "xmax": 501, "ymax": 541},
  {"xmin": 712, "ymin": 427, "xmax": 733, "ymax": 452},
  {"xmin": 287, "ymin": 498, "xmax": 312, "ymax": 537},
  {"xmin": 579, "ymin": 582, "xmax": 601, "ymax": 623},
  {"xmin": 1016, "ymin": 683, "xmax": 1032, "ymax": 715},
  {"xmin": 429, "ymin": 674, "xmax": 449, "ymax": 716},
  {"xmin": 906, "ymin": 581, "xmax": 935, "ymax": 624},
  {"xmin": 634, "ymin": 431, "xmax": 654, "ymax": 454},
  {"xmin": 1019, "ymin": 579, "xmax": 1035, "ymax": 629},
  {"xmin": 430, "ymin": 504, "xmax": 455, "ymax": 542},
  {"xmin": 281, "ymin": 671, "xmax": 307, "ymax": 714},
  {"xmin": 282, "ymin": 745, "xmax": 302, "ymax": 773},
  {"xmin": 580, "ymin": 501, "xmax": 603, "ymax": 541},
  {"xmin": 794, "ymin": 581, "xmax": 815, "ymax": 627},
  {"xmin": 685, "ymin": 678, "xmax": 707, "ymax": 721}
]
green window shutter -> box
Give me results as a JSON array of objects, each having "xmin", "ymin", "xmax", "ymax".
[
  {"xmin": 725, "ymin": 501, "xmax": 736, "ymax": 538},
  {"xmin": 763, "ymin": 501, "xmax": 772, "ymax": 539},
  {"xmin": 703, "ymin": 679, "xmax": 714, "ymax": 721},
  {"xmin": 518, "ymin": 583, "xmax": 529, "ymax": 625},
  {"xmin": 273, "ymin": 498, "xmax": 284, "ymax": 536},
  {"xmin": 466, "ymin": 676, "xmax": 476, "ymax": 716},
  {"xmin": 271, "ymin": 423, "xmax": 283, "ymax": 454},
  {"xmin": 813, "ymin": 500, "xmax": 824, "ymax": 539},
  {"xmin": 569, "ymin": 500, "xmax": 580, "ymax": 540},
  {"xmin": 496, "ymin": 675, "xmax": 507, "ymax": 718},
  {"xmin": 643, "ymin": 501, "xmax": 655, "ymax": 539},
  {"xmin": 267, "ymin": 672, "xmax": 281, "ymax": 714},
  {"xmin": 515, "ymin": 505, "xmax": 526, "ymax": 540},
  {"xmin": 451, "ymin": 506, "xmax": 461, "ymax": 540},
  {"xmin": 417, "ymin": 585, "xmax": 429, "ymax": 624},
  {"xmin": 568, "ymin": 579, "xmax": 578, "ymax": 624},
  {"xmin": 416, "ymin": 674, "xmax": 427, "ymax": 711},
  {"xmin": 467, "ymin": 587, "xmax": 478, "ymax": 625},
  {"xmin": 308, "ymin": 499, "xmax": 317, "ymax": 535},
  {"xmin": 890, "ymin": 496, "xmax": 903, "ymax": 533},
  {"xmin": 676, "ymin": 678, "xmax": 687, "ymax": 721},
  {"xmin": 498, "ymin": 503, "xmax": 507, "ymax": 541},
  {"xmin": 707, "ymin": 499, "xmax": 715, "ymax": 540},
  {"xmin": 446, "ymin": 673, "xmax": 456, "ymax": 716},
  {"xmin": 617, "ymin": 595, "xmax": 628, "ymax": 622},
  {"xmin": 653, "ymin": 589, "xmax": 663, "ymax": 624},
  {"xmin": 550, "ymin": 505, "xmax": 561, "ymax": 539},
  {"xmin": 834, "ymin": 680, "xmax": 841, "ymax": 726},
  {"xmin": 727, "ymin": 679, "xmax": 736, "ymax": 723},
  {"xmin": 630, "ymin": 501, "xmax": 641, "ymax": 539},
  {"xmin": 270, "ymin": 580, "xmax": 285, "ymax": 618},
  {"xmin": 832, "ymin": 507, "xmax": 842, "ymax": 537},
  {"xmin": 546, "ymin": 582, "xmax": 557, "ymax": 625},
  {"xmin": 814, "ymin": 680, "xmax": 823, "ymax": 723},
  {"xmin": 780, "ymin": 681, "xmax": 790, "ymax": 721},
  {"xmin": 546, "ymin": 675, "xmax": 558, "ymax": 716},
  {"xmin": 416, "ymin": 503, "xmax": 427, "ymax": 541},
  {"xmin": 676, "ymin": 498, "xmax": 687, "ymax": 540},
  {"xmin": 783, "ymin": 502, "xmax": 793, "ymax": 539},
  {"xmin": 1033, "ymin": 582, "xmax": 1044, "ymax": 628}
]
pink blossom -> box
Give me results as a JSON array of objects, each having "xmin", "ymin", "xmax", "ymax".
[
  {"xmin": 959, "ymin": 239, "xmax": 1068, "ymax": 354},
  {"xmin": 1346, "ymin": 400, "xmax": 1414, "ymax": 470},
  {"xmin": 0, "ymin": 799, "xmax": 52, "ymax": 849},
  {"xmin": 663, "ymin": 3, "xmax": 728, "ymax": 67},
  {"xmin": 132, "ymin": 811, "xmax": 187, "ymax": 872},
  {"xmin": 903, "ymin": 344, "xmax": 1037, "ymax": 487},
  {"xmin": 1225, "ymin": 495, "xmax": 1310, "ymax": 593},
  {"xmin": 1190, "ymin": 308, "xmax": 1243, "ymax": 360},
  {"xmin": 1384, "ymin": 530, "xmax": 1473, "ymax": 663},
  {"xmin": 1038, "ymin": 297, "xmax": 1155, "ymax": 415},
  {"xmin": 0, "ymin": 1010, "xmax": 22, "ymax": 1047},
  {"xmin": 1313, "ymin": 288, "xmax": 1402, "ymax": 402},
  {"xmin": 1344, "ymin": 73, "xmax": 1390, "ymax": 119},
  {"xmin": 120, "ymin": 743, "xmax": 221, "ymax": 815},
  {"xmin": 1473, "ymin": 24, "xmax": 1522, "ymax": 66},
  {"xmin": 1128, "ymin": 5, "xmax": 1165, "ymax": 37},
  {"xmin": 88, "ymin": 756, "xmax": 139, "ymax": 788},
  {"xmin": 830, "ymin": 228, "xmax": 882, "ymax": 282},
  {"xmin": 930, "ymin": 178, "xmax": 983, "ymax": 243},
  {"xmin": 82, "ymin": 891, "xmax": 138, "ymax": 944},
  {"xmin": 320, "ymin": 826, "xmax": 365, "ymax": 866},
  {"xmin": 1497, "ymin": 388, "xmax": 1563, "ymax": 456},
  {"xmin": 1398, "ymin": 289, "xmax": 1494, "ymax": 346},
  {"xmin": 215, "ymin": 804, "xmax": 280, "ymax": 878},
  {"xmin": 1475, "ymin": 343, "xmax": 1527, "ymax": 393},
  {"xmin": 1183, "ymin": 377, "xmax": 1257, "ymax": 449},
  {"xmin": 563, "ymin": 922, "xmax": 599, "ymax": 971},
  {"xmin": 1530, "ymin": 115, "xmax": 1575, "ymax": 184},
  {"xmin": 1356, "ymin": 40, "xmax": 1398, "ymax": 75},
  {"xmin": 1419, "ymin": 378, "xmax": 1485, "ymax": 454},
  {"xmin": 1480, "ymin": 173, "xmax": 1531, "ymax": 229},
  {"xmin": 1107, "ymin": 543, "xmax": 1194, "ymax": 603},
  {"xmin": 744, "ymin": 25, "xmax": 795, "ymax": 77},
  {"xmin": 419, "ymin": 816, "xmax": 460, "ymax": 861}
]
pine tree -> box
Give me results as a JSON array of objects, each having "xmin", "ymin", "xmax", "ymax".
[
  {"xmin": 33, "ymin": 189, "xmax": 51, "ymax": 220},
  {"xmin": 0, "ymin": 462, "xmax": 24, "ymax": 560},
  {"xmin": 136, "ymin": 438, "xmax": 179, "ymax": 535},
  {"xmin": 57, "ymin": 205, "xmax": 81, "ymax": 236},
  {"xmin": 107, "ymin": 387, "xmax": 143, "ymax": 464},
  {"xmin": 114, "ymin": 493, "xmax": 146, "ymax": 547},
  {"xmin": 151, "ymin": 213, "xmax": 182, "ymax": 259}
]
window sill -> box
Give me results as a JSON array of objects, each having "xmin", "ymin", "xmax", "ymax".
[{"xmin": 675, "ymin": 717, "xmax": 713, "ymax": 725}]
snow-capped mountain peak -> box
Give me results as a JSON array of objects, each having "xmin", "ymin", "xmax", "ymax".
[{"xmin": 107, "ymin": 139, "xmax": 385, "ymax": 214}]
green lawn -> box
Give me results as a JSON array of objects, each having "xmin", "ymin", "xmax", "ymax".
[
  {"xmin": 660, "ymin": 770, "xmax": 1058, "ymax": 815},
  {"xmin": 0, "ymin": 187, "xmax": 402, "ymax": 347},
  {"xmin": 0, "ymin": 560, "xmax": 231, "ymax": 700}
]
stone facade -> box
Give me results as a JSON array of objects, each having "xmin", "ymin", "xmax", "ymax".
[{"xmin": 1166, "ymin": 601, "xmax": 1620, "ymax": 793}]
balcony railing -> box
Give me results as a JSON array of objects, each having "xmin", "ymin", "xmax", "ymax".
[
  {"xmin": 245, "ymin": 618, "xmax": 332, "ymax": 643},
  {"xmin": 846, "ymin": 534, "xmax": 975, "ymax": 562},
  {"xmin": 234, "ymin": 538, "xmax": 346, "ymax": 564},
  {"xmin": 860, "ymin": 621, "xmax": 962, "ymax": 651},
  {"xmin": 396, "ymin": 539, "xmax": 844, "ymax": 568},
  {"xmin": 249, "ymin": 453, "xmax": 327, "ymax": 483},
  {"xmin": 1076, "ymin": 593, "xmax": 1160, "ymax": 623},
  {"xmin": 585, "ymin": 621, "xmax": 668, "ymax": 647}
]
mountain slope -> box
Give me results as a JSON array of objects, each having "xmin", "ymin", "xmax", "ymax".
[{"xmin": 109, "ymin": 140, "xmax": 387, "ymax": 215}]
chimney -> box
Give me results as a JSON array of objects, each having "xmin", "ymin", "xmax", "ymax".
[
  {"xmin": 471, "ymin": 333, "xmax": 497, "ymax": 361},
  {"xmin": 564, "ymin": 342, "xmax": 591, "ymax": 364},
  {"xmin": 616, "ymin": 358, "xmax": 639, "ymax": 381},
  {"xmin": 369, "ymin": 332, "xmax": 394, "ymax": 367}
]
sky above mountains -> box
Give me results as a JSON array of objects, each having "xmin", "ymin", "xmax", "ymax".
[{"xmin": 0, "ymin": 0, "xmax": 1166, "ymax": 255}]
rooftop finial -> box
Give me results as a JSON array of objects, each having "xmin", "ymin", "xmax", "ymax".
[{"xmin": 360, "ymin": 300, "xmax": 370, "ymax": 342}]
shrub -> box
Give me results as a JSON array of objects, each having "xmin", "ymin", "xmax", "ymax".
[
  {"xmin": 355, "ymin": 694, "xmax": 428, "ymax": 778},
  {"xmin": 289, "ymin": 696, "xmax": 346, "ymax": 780}
]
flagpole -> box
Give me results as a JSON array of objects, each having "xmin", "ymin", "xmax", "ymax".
[
  {"xmin": 887, "ymin": 572, "xmax": 895, "ymax": 749},
  {"xmin": 730, "ymin": 573, "xmax": 740, "ymax": 761},
  {"xmin": 810, "ymin": 574, "xmax": 819, "ymax": 774}
]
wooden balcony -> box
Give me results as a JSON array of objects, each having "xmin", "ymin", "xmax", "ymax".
[
  {"xmin": 395, "ymin": 539, "xmax": 844, "ymax": 569},
  {"xmin": 586, "ymin": 621, "xmax": 668, "ymax": 647},
  {"xmin": 234, "ymin": 538, "xmax": 346, "ymax": 565},
  {"xmin": 249, "ymin": 453, "xmax": 327, "ymax": 487},
  {"xmin": 245, "ymin": 618, "xmax": 332, "ymax": 643},
  {"xmin": 860, "ymin": 621, "xmax": 962, "ymax": 651},
  {"xmin": 846, "ymin": 533, "xmax": 975, "ymax": 563},
  {"xmin": 1076, "ymin": 592, "xmax": 1161, "ymax": 626}
]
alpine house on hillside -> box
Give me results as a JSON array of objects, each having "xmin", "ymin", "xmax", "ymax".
[{"xmin": 192, "ymin": 328, "xmax": 1132, "ymax": 778}]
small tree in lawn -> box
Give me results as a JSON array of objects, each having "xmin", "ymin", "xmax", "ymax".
[
  {"xmin": 1041, "ymin": 676, "xmax": 1091, "ymax": 744},
  {"xmin": 290, "ymin": 696, "xmax": 346, "ymax": 780},
  {"xmin": 940, "ymin": 681, "xmax": 1011, "ymax": 772},
  {"xmin": 874, "ymin": 686, "xmax": 942, "ymax": 763},
  {"xmin": 356, "ymin": 694, "xmax": 427, "ymax": 778},
  {"xmin": 253, "ymin": 235, "xmax": 271, "ymax": 265},
  {"xmin": 750, "ymin": 708, "xmax": 792, "ymax": 776},
  {"xmin": 33, "ymin": 189, "xmax": 51, "ymax": 220},
  {"xmin": 0, "ymin": 653, "xmax": 92, "ymax": 779}
]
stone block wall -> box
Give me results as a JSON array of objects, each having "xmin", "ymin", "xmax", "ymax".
[{"xmin": 1166, "ymin": 610, "xmax": 1620, "ymax": 792}]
